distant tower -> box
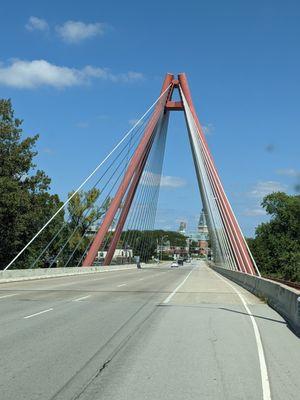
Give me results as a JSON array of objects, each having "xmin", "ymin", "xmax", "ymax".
[
  {"xmin": 197, "ymin": 209, "xmax": 209, "ymax": 256},
  {"xmin": 198, "ymin": 209, "xmax": 208, "ymax": 234},
  {"xmin": 178, "ymin": 221, "xmax": 187, "ymax": 234}
]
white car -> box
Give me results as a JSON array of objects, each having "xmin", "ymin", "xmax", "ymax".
[{"xmin": 171, "ymin": 261, "xmax": 179, "ymax": 268}]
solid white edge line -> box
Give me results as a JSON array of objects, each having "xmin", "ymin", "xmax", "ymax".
[
  {"xmin": 163, "ymin": 268, "xmax": 194, "ymax": 304},
  {"xmin": 24, "ymin": 308, "xmax": 53, "ymax": 319},
  {"xmin": 72, "ymin": 295, "xmax": 91, "ymax": 302},
  {"xmin": 211, "ymin": 269, "xmax": 271, "ymax": 400},
  {"xmin": 0, "ymin": 293, "xmax": 17, "ymax": 299}
]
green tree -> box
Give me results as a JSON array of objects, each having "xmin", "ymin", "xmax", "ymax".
[
  {"xmin": 61, "ymin": 189, "xmax": 111, "ymax": 266},
  {"xmin": 119, "ymin": 229, "xmax": 187, "ymax": 262},
  {"xmin": 248, "ymin": 192, "xmax": 300, "ymax": 281},
  {"xmin": 0, "ymin": 99, "xmax": 64, "ymax": 269}
]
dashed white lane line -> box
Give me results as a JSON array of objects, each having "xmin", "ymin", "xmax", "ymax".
[
  {"xmin": 72, "ymin": 295, "xmax": 91, "ymax": 302},
  {"xmin": 117, "ymin": 283, "xmax": 127, "ymax": 287},
  {"xmin": 139, "ymin": 278, "xmax": 144, "ymax": 281},
  {"xmin": 163, "ymin": 268, "xmax": 195, "ymax": 304},
  {"xmin": 24, "ymin": 308, "xmax": 53, "ymax": 319},
  {"xmin": 212, "ymin": 270, "xmax": 271, "ymax": 400},
  {"xmin": 0, "ymin": 293, "xmax": 17, "ymax": 300}
]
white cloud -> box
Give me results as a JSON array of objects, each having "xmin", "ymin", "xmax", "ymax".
[
  {"xmin": 128, "ymin": 118, "xmax": 144, "ymax": 127},
  {"xmin": 141, "ymin": 171, "xmax": 186, "ymax": 188},
  {"xmin": 276, "ymin": 168, "xmax": 300, "ymax": 177},
  {"xmin": 26, "ymin": 16, "xmax": 49, "ymax": 32},
  {"xmin": 160, "ymin": 175, "xmax": 186, "ymax": 188},
  {"xmin": 129, "ymin": 118, "xmax": 139, "ymax": 126},
  {"xmin": 202, "ymin": 123, "xmax": 214, "ymax": 135},
  {"xmin": 56, "ymin": 21, "xmax": 105, "ymax": 43},
  {"xmin": 249, "ymin": 181, "xmax": 286, "ymax": 198},
  {"xmin": 76, "ymin": 121, "xmax": 89, "ymax": 129},
  {"xmin": 0, "ymin": 59, "xmax": 144, "ymax": 89},
  {"xmin": 243, "ymin": 208, "xmax": 266, "ymax": 217},
  {"xmin": 43, "ymin": 147, "xmax": 54, "ymax": 154}
]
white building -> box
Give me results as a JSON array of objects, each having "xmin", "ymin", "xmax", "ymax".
[{"xmin": 97, "ymin": 248, "xmax": 133, "ymax": 262}]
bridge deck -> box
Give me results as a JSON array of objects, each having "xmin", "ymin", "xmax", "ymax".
[{"xmin": 0, "ymin": 261, "xmax": 299, "ymax": 399}]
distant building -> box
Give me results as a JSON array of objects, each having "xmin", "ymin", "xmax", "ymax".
[
  {"xmin": 178, "ymin": 221, "xmax": 187, "ymax": 234},
  {"xmin": 187, "ymin": 209, "xmax": 209, "ymax": 256},
  {"xmin": 198, "ymin": 211, "xmax": 209, "ymax": 235},
  {"xmin": 97, "ymin": 248, "xmax": 133, "ymax": 264}
]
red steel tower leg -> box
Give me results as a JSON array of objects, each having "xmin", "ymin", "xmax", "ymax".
[
  {"xmin": 103, "ymin": 132, "xmax": 155, "ymax": 266},
  {"xmin": 82, "ymin": 74, "xmax": 174, "ymax": 266}
]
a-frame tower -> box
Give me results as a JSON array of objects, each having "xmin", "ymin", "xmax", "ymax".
[{"xmin": 82, "ymin": 73, "xmax": 259, "ymax": 275}]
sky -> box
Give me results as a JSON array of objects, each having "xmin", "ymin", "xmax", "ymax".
[{"xmin": 1, "ymin": 0, "xmax": 299, "ymax": 236}]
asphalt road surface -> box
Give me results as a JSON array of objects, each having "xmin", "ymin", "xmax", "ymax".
[{"xmin": 0, "ymin": 261, "xmax": 299, "ymax": 400}]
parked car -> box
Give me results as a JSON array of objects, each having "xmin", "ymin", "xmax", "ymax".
[{"xmin": 171, "ymin": 261, "xmax": 179, "ymax": 268}]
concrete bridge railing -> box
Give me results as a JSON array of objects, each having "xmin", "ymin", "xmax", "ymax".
[
  {"xmin": 0, "ymin": 264, "xmax": 137, "ymax": 283},
  {"xmin": 212, "ymin": 265, "xmax": 300, "ymax": 336},
  {"xmin": 0, "ymin": 262, "xmax": 168, "ymax": 284}
]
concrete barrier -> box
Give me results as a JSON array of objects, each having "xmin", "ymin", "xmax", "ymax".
[
  {"xmin": 0, "ymin": 264, "xmax": 138, "ymax": 284},
  {"xmin": 211, "ymin": 265, "xmax": 300, "ymax": 336},
  {"xmin": 0, "ymin": 261, "xmax": 167, "ymax": 284}
]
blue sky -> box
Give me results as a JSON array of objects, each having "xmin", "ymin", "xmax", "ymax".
[{"xmin": 1, "ymin": 0, "xmax": 299, "ymax": 236}]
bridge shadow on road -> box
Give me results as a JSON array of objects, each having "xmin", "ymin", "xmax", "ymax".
[
  {"xmin": 159, "ymin": 303, "xmax": 287, "ymax": 325},
  {"xmin": 219, "ymin": 307, "xmax": 287, "ymax": 325}
]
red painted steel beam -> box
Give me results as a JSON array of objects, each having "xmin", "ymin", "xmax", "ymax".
[
  {"xmin": 82, "ymin": 73, "xmax": 174, "ymax": 266},
  {"xmin": 166, "ymin": 101, "xmax": 184, "ymax": 111},
  {"xmin": 178, "ymin": 73, "xmax": 256, "ymax": 275},
  {"xmin": 102, "ymin": 128, "xmax": 156, "ymax": 266}
]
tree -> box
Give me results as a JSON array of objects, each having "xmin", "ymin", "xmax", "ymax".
[
  {"xmin": 0, "ymin": 99, "xmax": 64, "ymax": 269},
  {"xmin": 189, "ymin": 240, "xmax": 199, "ymax": 254},
  {"xmin": 248, "ymin": 192, "xmax": 300, "ymax": 281},
  {"xmin": 119, "ymin": 229, "xmax": 187, "ymax": 262},
  {"xmin": 61, "ymin": 189, "xmax": 111, "ymax": 266}
]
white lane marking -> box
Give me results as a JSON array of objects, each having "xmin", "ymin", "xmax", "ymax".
[
  {"xmin": 117, "ymin": 283, "xmax": 127, "ymax": 287},
  {"xmin": 163, "ymin": 269, "xmax": 194, "ymax": 304},
  {"xmin": 72, "ymin": 295, "xmax": 91, "ymax": 302},
  {"xmin": 139, "ymin": 278, "xmax": 144, "ymax": 281},
  {"xmin": 0, "ymin": 293, "xmax": 17, "ymax": 299},
  {"xmin": 24, "ymin": 308, "xmax": 53, "ymax": 319},
  {"xmin": 212, "ymin": 270, "xmax": 271, "ymax": 400}
]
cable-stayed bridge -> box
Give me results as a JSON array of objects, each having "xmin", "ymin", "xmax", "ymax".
[{"xmin": 1, "ymin": 74, "xmax": 299, "ymax": 400}]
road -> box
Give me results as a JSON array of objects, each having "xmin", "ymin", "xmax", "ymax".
[{"xmin": 0, "ymin": 261, "xmax": 299, "ymax": 400}]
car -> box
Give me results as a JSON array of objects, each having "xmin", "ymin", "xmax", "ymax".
[{"xmin": 171, "ymin": 261, "xmax": 179, "ymax": 268}]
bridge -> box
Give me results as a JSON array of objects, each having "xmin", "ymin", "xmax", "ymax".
[{"xmin": 1, "ymin": 74, "xmax": 300, "ymax": 400}]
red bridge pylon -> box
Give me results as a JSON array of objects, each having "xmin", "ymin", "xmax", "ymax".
[{"xmin": 82, "ymin": 73, "xmax": 259, "ymax": 275}]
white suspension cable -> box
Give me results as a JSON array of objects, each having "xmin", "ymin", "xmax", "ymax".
[
  {"xmin": 181, "ymin": 89, "xmax": 237, "ymax": 270},
  {"xmin": 4, "ymin": 84, "xmax": 171, "ymax": 271},
  {"xmin": 180, "ymin": 87, "xmax": 259, "ymax": 275},
  {"xmin": 182, "ymin": 92, "xmax": 226, "ymax": 265}
]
